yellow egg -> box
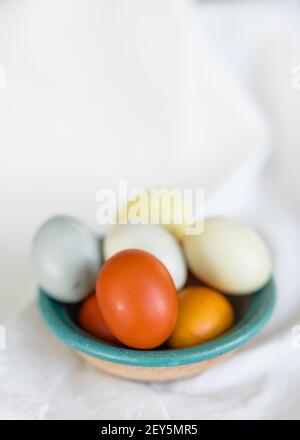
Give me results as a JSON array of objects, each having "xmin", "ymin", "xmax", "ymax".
[
  {"xmin": 168, "ymin": 286, "xmax": 234, "ymax": 349},
  {"xmin": 117, "ymin": 189, "xmax": 193, "ymax": 241}
]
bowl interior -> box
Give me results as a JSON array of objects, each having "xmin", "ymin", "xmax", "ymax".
[{"xmin": 38, "ymin": 278, "xmax": 276, "ymax": 367}]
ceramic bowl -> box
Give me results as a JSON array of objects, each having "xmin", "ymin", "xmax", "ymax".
[{"xmin": 38, "ymin": 278, "xmax": 276, "ymax": 382}]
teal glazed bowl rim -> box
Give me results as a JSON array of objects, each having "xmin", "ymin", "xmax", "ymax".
[{"xmin": 38, "ymin": 278, "xmax": 276, "ymax": 368}]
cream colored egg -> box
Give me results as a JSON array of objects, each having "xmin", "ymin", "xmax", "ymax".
[
  {"xmin": 104, "ymin": 223, "xmax": 187, "ymax": 290},
  {"xmin": 117, "ymin": 190, "xmax": 193, "ymax": 242},
  {"xmin": 183, "ymin": 218, "xmax": 272, "ymax": 295}
]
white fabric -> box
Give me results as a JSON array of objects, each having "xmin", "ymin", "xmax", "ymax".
[{"xmin": 1, "ymin": 0, "xmax": 300, "ymax": 419}]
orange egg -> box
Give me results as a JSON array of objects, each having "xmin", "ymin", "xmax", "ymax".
[
  {"xmin": 79, "ymin": 294, "xmax": 118, "ymax": 344},
  {"xmin": 96, "ymin": 249, "xmax": 178, "ymax": 349},
  {"xmin": 168, "ymin": 286, "xmax": 234, "ymax": 349}
]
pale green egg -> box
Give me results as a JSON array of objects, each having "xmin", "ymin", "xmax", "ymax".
[{"xmin": 32, "ymin": 216, "xmax": 102, "ymax": 302}]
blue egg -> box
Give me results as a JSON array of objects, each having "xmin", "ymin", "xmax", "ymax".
[{"xmin": 32, "ymin": 216, "xmax": 102, "ymax": 302}]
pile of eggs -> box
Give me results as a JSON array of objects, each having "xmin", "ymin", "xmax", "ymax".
[{"xmin": 32, "ymin": 211, "xmax": 272, "ymax": 350}]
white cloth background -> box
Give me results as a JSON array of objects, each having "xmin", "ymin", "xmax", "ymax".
[{"xmin": 0, "ymin": 0, "xmax": 300, "ymax": 419}]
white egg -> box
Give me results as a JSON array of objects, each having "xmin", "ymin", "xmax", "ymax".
[
  {"xmin": 183, "ymin": 217, "xmax": 272, "ymax": 295},
  {"xmin": 104, "ymin": 224, "xmax": 187, "ymax": 290},
  {"xmin": 32, "ymin": 216, "xmax": 102, "ymax": 302}
]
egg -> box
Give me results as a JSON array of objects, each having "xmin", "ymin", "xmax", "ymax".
[
  {"xmin": 104, "ymin": 223, "xmax": 187, "ymax": 290},
  {"xmin": 79, "ymin": 294, "xmax": 118, "ymax": 343},
  {"xmin": 32, "ymin": 216, "xmax": 102, "ymax": 302},
  {"xmin": 183, "ymin": 217, "xmax": 272, "ymax": 295},
  {"xmin": 117, "ymin": 189, "xmax": 193, "ymax": 241},
  {"xmin": 168, "ymin": 286, "xmax": 234, "ymax": 348},
  {"xmin": 96, "ymin": 249, "xmax": 178, "ymax": 349}
]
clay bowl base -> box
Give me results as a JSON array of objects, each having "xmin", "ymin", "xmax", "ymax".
[{"xmin": 78, "ymin": 351, "xmax": 235, "ymax": 382}]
